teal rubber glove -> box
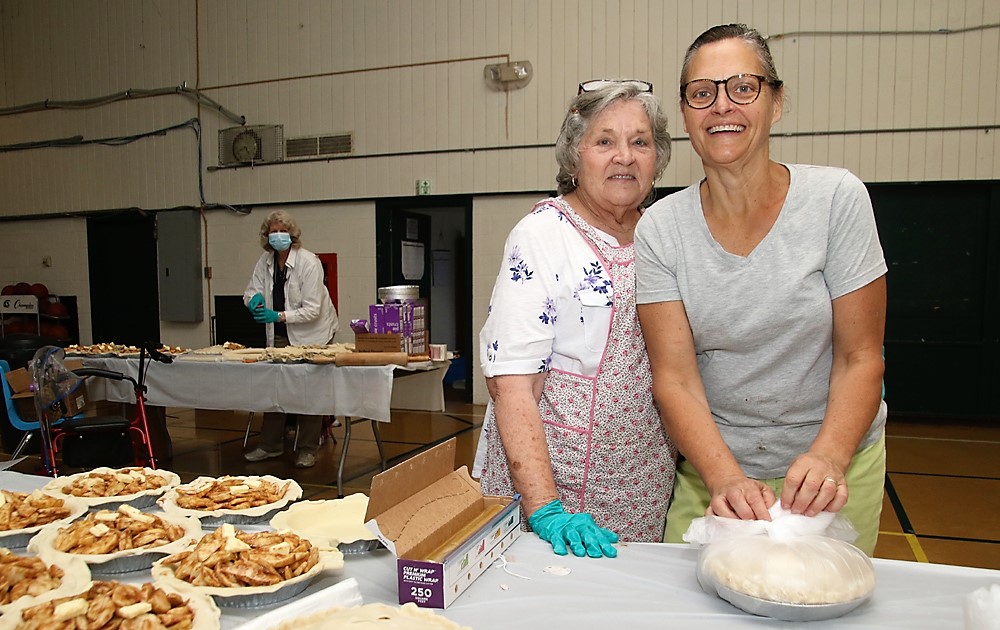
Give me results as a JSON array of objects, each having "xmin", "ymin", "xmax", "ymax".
[
  {"xmin": 527, "ymin": 500, "xmax": 619, "ymax": 558},
  {"xmin": 247, "ymin": 293, "xmax": 265, "ymax": 313},
  {"xmin": 254, "ymin": 308, "xmax": 281, "ymax": 324}
]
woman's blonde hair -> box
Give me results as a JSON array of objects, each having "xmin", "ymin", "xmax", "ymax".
[{"xmin": 258, "ymin": 209, "xmax": 302, "ymax": 251}]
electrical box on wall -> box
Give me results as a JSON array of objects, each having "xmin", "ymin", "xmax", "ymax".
[{"xmin": 156, "ymin": 210, "xmax": 204, "ymax": 322}]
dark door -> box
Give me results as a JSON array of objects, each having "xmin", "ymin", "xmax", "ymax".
[
  {"xmin": 375, "ymin": 208, "xmax": 432, "ymax": 299},
  {"xmin": 871, "ymin": 181, "xmax": 1000, "ymax": 419},
  {"xmin": 87, "ymin": 211, "xmax": 160, "ymax": 345},
  {"xmin": 377, "ymin": 197, "xmax": 475, "ymax": 402}
]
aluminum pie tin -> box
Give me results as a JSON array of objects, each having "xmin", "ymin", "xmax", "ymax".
[
  {"xmin": 150, "ymin": 547, "xmax": 343, "ymax": 610},
  {"xmin": 83, "ymin": 493, "xmax": 160, "ymax": 512},
  {"xmin": 207, "ymin": 577, "xmax": 313, "ymax": 609},
  {"xmin": 0, "ymin": 531, "xmax": 36, "ymax": 551},
  {"xmin": 199, "ymin": 506, "xmax": 286, "ymax": 528},
  {"xmin": 87, "ymin": 550, "xmax": 170, "ymax": 575},
  {"xmin": 337, "ymin": 538, "xmax": 383, "ymax": 555},
  {"xmin": 713, "ymin": 582, "xmax": 871, "ymax": 621}
]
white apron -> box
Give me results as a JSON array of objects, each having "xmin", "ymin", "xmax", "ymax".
[{"xmin": 480, "ymin": 201, "xmax": 676, "ymax": 542}]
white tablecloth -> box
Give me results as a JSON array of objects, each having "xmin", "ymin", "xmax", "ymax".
[
  {"xmin": 80, "ymin": 358, "xmax": 396, "ymax": 421},
  {"xmin": 1, "ymin": 470, "xmax": 995, "ymax": 629},
  {"xmin": 390, "ymin": 360, "xmax": 450, "ymax": 412}
]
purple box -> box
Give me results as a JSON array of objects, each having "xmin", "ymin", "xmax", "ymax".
[
  {"xmin": 396, "ymin": 522, "xmax": 520, "ymax": 608},
  {"xmin": 370, "ymin": 303, "xmax": 404, "ymax": 334}
]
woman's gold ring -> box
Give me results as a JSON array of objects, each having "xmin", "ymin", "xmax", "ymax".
[{"xmin": 823, "ymin": 477, "xmax": 838, "ymax": 485}]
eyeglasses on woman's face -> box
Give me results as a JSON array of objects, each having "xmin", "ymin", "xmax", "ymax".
[
  {"xmin": 578, "ymin": 79, "xmax": 653, "ymax": 95},
  {"xmin": 681, "ymin": 74, "xmax": 776, "ymax": 109}
]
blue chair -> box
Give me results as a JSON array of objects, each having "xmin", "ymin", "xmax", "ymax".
[{"xmin": 1, "ymin": 358, "xmax": 66, "ymax": 460}]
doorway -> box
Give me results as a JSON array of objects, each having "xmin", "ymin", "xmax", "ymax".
[
  {"xmin": 87, "ymin": 211, "xmax": 160, "ymax": 345},
  {"xmin": 376, "ymin": 196, "xmax": 473, "ymax": 402}
]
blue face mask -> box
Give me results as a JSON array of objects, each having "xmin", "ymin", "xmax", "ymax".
[{"xmin": 268, "ymin": 232, "xmax": 292, "ymax": 251}]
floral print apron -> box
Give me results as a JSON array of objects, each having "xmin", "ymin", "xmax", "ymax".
[{"xmin": 481, "ymin": 200, "xmax": 676, "ymax": 542}]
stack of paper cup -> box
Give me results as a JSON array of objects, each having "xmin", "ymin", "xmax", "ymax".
[{"xmin": 429, "ymin": 344, "xmax": 448, "ymax": 361}]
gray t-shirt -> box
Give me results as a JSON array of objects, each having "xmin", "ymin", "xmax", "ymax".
[{"xmin": 634, "ymin": 163, "xmax": 887, "ymax": 478}]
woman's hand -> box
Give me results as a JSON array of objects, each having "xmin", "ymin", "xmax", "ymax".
[
  {"xmin": 706, "ymin": 475, "xmax": 776, "ymax": 520},
  {"xmin": 780, "ymin": 452, "xmax": 849, "ymax": 516},
  {"xmin": 247, "ymin": 293, "xmax": 265, "ymax": 313},
  {"xmin": 528, "ymin": 500, "xmax": 619, "ymax": 558},
  {"xmin": 254, "ymin": 308, "xmax": 281, "ymax": 324}
]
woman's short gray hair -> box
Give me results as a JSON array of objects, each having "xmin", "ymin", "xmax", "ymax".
[
  {"xmin": 555, "ymin": 83, "xmax": 671, "ymax": 207},
  {"xmin": 258, "ymin": 209, "xmax": 302, "ymax": 251}
]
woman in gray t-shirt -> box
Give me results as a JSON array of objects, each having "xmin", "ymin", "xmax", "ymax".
[{"xmin": 634, "ymin": 24, "xmax": 887, "ymax": 555}]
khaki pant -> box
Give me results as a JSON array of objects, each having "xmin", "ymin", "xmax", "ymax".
[
  {"xmin": 254, "ymin": 334, "xmax": 323, "ymax": 455},
  {"xmin": 665, "ymin": 433, "xmax": 886, "ymax": 555},
  {"xmin": 256, "ymin": 413, "xmax": 322, "ymax": 455}
]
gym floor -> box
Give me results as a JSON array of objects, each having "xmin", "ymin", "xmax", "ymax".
[{"xmin": 3, "ymin": 387, "xmax": 997, "ymax": 570}]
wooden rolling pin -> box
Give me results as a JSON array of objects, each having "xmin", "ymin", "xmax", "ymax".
[
  {"xmin": 426, "ymin": 503, "xmax": 505, "ymax": 562},
  {"xmin": 334, "ymin": 352, "xmax": 408, "ymax": 367}
]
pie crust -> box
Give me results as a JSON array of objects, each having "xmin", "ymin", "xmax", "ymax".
[
  {"xmin": 0, "ymin": 491, "xmax": 88, "ymax": 549},
  {"xmin": 270, "ymin": 494, "xmax": 377, "ymax": 551},
  {"xmin": 28, "ymin": 507, "xmax": 202, "ymax": 574},
  {"xmin": 42, "ymin": 466, "xmax": 180, "ymax": 510},
  {"xmin": 0, "ymin": 579, "xmax": 220, "ymax": 630},
  {"xmin": 151, "ymin": 525, "xmax": 343, "ymax": 606},
  {"xmin": 157, "ymin": 475, "xmax": 303, "ymax": 525},
  {"xmin": 0, "ymin": 547, "xmax": 90, "ymax": 614},
  {"xmin": 271, "ymin": 602, "xmax": 469, "ymax": 630}
]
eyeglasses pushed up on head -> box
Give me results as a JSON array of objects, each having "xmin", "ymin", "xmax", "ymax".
[
  {"xmin": 578, "ymin": 79, "xmax": 653, "ymax": 95},
  {"xmin": 681, "ymin": 73, "xmax": 781, "ymax": 109}
]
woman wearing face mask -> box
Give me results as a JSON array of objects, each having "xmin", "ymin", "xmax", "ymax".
[{"xmin": 243, "ymin": 209, "xmax": 339, "ymax": 468}]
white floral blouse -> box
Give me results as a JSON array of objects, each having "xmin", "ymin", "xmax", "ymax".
[{"xmin": 480, "ymin": 197, "xmax": 620, "ymax": 379}]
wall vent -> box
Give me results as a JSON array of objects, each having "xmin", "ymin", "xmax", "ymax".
[
  {"xmin": 285, "ymin": 133, "xmax": 353, "ymax": 159},
  {"xmin": 218, "ymin": 125, "xmax": 284, "ymax": 166}
]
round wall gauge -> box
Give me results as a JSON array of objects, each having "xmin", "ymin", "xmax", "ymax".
[{"xmin": 232, "ymin": 130, "xmax": 261, "ymax": 162}]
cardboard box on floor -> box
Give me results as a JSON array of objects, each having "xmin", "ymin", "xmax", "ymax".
[
  {"xmin": 5, "ymin": 360, "xmax": 87, "ymax": 419},
  {"xmin": 364, "ymin": 438, "xmax": 521, "ymax": 609},
  {"xmin": 5, "ymin": 369, "xmax": 31, "ymax": 396}
]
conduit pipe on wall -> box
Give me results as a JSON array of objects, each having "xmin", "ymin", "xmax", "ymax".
[{"xmin": 0, "ymin": 85, "xmax": 245, "ymax": 126}]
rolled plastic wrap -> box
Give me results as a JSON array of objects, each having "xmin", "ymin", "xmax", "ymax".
[{"xmin": 965, "ymin": 584, "xmax": 1000, "ymax": 630}]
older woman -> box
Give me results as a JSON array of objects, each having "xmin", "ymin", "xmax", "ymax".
[
  {"xmin": 635, "ymin": 24, "xmax": 887, "ymax": 554},
  {"xmin": 243, "ymin": 209, "xmax": 339, "ymax": 468},
  {"xmin": 476, "ymin": 81, "xmax": 676, "ymax": 558}
]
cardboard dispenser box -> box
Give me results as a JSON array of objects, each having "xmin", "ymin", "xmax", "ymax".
[
  {"xmin": 355, "ymin": 332, "xmax": 428, "ymax": 356},
  {"xmin": 365, "ymin": 438, "xmax": 522, "ymax": 609}
]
